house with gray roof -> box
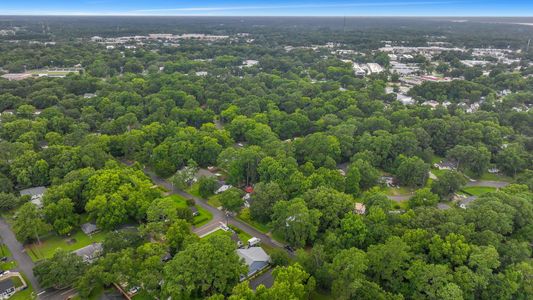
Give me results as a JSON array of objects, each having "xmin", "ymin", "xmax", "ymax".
[
  {"xmin": 237, "ymin": 247, "xmax": 270, "ymax": 279},
  {"xmin": 81, "ymin": 223, "xmax": 99, "ymax": 235},
  {"xmin": 73, "ymin": 243, "xmax": 103, "ymax": 263},
  {"xmin": 19, "ymin": 186, "xmax": 46, "ymax": 208}
]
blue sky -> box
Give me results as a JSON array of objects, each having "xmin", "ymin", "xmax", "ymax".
[{"xmin": 0, "ymin": 0, "xmax": 532, "ymax": 16}]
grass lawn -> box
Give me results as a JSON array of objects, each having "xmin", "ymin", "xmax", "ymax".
[
  {"xmin": 0, "ymin": 245, "xmax": 17, "ymax": 271},
  {"xmin": 229, "ymin": 225, "xmax": 252, "ymax": 242},
  {"xmin": 186, "ymin": 183, "xmax": 202, "ymax": 198},
  {"xmin": 478, "ymin": 172, "xmax": 513, "ymax": 182},
  {"xmin": 207, "ymin": 194, "xmax": 222, "ymax": 208},
  {"xmin": 431, "ymin": 168, "xmax": 447, "ymax": 179},
  {"xmin": 431, "ymin": 154, "xmax": 444, "ymax": 164},
  {"xmin": 382, "ymin": 185, "xmax": 415, "ymax": 196},
  {"xmin": 201, "ymin": 228, "xmax": 231, "ymax": 239},
  {"xmin": 164, "ymin": 194, "xmax": 213, "ymax": 227},
  {"xmin": 10, "ymin": 273, "xmax": 34, "ymax": 300},
  {"xmin": 26, "ymin": 230, "xmax": 107, "ymax": 262},
  {"xmin": 462, "ymin": 186, "xmax": 497, "ymax": 196},
  {"xmin": 237, "ymin": 208, "xmax": 270, "ymax": 234}
]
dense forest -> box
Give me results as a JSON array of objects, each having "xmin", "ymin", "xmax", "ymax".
[{"xmin": 0, "ymin": 16, "xmax": 532, "ymax": 300}]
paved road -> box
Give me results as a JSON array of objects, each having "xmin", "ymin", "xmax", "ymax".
[
  {"xmin": 0, "ymin": 217, "xmax": 41, "ymax": 292},
  {"xmin": 141, "ymin": 167, "xmax": 285, "ymax": 250},
  {"xmin": 1, "ymin": 218, "xmax": 78, "ymax": 300}
]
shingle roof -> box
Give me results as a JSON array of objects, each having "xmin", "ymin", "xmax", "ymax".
[
  {"xmin": 237, "ymin": 247, "xmax": 270, "ymax": 266},
  {"xmin": 19, "ymin": 186, "xmax": 46, "ymax": 197}
]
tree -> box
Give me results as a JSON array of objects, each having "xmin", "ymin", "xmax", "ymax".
[
  {"xmin": 162, "ymin": 235, "xmax": 245, "ymax": 299},
  {"xmin": 294, "ymin": 133, "xmax": 341, "ymax": 168},
  {"xmin": 44, "ymin": 198, "xmax": 78, "ymax": 235},
  {"xmin": 249, "ymin": 182, "xmax": 287, "ymax": 223},
  {"xmin": 303, "ymin": 187, "xmax": 353, "ymax": 232},
  {"xmin": 431, "ymin": 170, "xmax": 466, "ymax": 199},
  {"xmin": 395, "ymin": 156, "xmax": 429, "ymax": 187},
  {"xmin": 352, "ymin": 159, "xmax": 380, "ymax": 190},
  {"xmin": 166, "ymin": 219, "xmax": 194, "ymax": 254},
  {"xmin": 329, "ymin": 248, "xmax": 369, "ymax": 300},
  {"xmin": 0, "ymin": 193, "xmax": 19, "ymax": 211},
  {"xmin": 270, "ymin": 249, "xmax": 290, "ymax": 266},
  {"xmin": 367, "ymin": 236, "xmax": 412, "ymax": 293},
  {"xmin": 198, "ymin": 176, "xmax": 219, "ymax": 198},
  {"xmin": 496, "ymin": 144, "xmax": 528, "ymax": 176},
  {"xmin": 219, "ymin": 188, "xmax": 244, "ymax": 214},
  {"xmin": 409, "ymin": 188, "xmax": 439, "ymax": 208},
  {"xmin": 405, "ymin": 260, "xmax": 455, "ymax": 299},
  {"xmin": 34, "ymin": 250, "xmax": 86, "ymax": 289},
  {"xmin": 345, "ymin": 164, "xmax": 361, "ymax": 195},
  {"xmin": 271, "ymin": 198, "xmax": 321, "ymax": 247},
  {"xmin": 13, "ymin": 202, "xmax": 51, "ymax": 244},
  {"xmin": 447, "ymin": 145, "xmax": 491, "ymax": 177},
  {"xmin": 170, "ymin": 164, "xmax": 198, "ymax": 190}
]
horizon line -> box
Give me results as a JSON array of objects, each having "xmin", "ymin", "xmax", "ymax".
[{"xmin": 1, "ymin": 14, "xmax": 533, "ymax": 17}]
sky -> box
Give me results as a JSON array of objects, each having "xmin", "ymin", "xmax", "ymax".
[{"xmin": 0, "ymin": 0, "xmax": 532, "ymax": 16}]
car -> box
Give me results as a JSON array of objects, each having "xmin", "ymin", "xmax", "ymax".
[
  {"xmin": 247, "ymin": 237, "xmax": 261, "ymax": 247},
  {"xmin": 284, "ymin": 245, "xmax": 295, "ymax": 253}
]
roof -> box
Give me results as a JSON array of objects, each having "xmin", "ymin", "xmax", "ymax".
[
  {"xmin": 81, "ymin": 222, "xmax": 98, "ymax": 235},
  {"xmin": 0, "ymin": 279, "xmax": 15, "ymax": 292},
  {"xmin": 19, "ymin": 186, "xmax": 46, "ymax": 197},
  {"xmin": 74, "ymin": 243, "xmax": 103, "ymax": 260},
  {"xmin": 237, "ymin": 247, "xmax": 270, "ymax": 266}
]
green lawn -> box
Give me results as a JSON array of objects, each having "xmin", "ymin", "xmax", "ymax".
[
  {"xmin": 229, "ymin": 225, "xmax": 252, "ymax": 242},
  {"xmin": 164, "ymin": 194, "xmax": 213, "ymax": 227},
  {"xmin": 10, "ymin": 273, "xmax": 34, "ymax": 300},
  {"xmin": 462, "ymin": 186, "xmax": 497, "ymax": 196},
  {"xmin": 186, "ymin": 183, "xmax": 202, "ymax": 198},
  {"xmin": 0, "ymin": 245, "xmax": 17, "ymax": 271},
  {"xmin": 26, "ymin": 230, "xmax": 107, "ymax": 262},
  {"xmin": 478, "ymin": 172, "xmax": 513, "ymax": 182},
  {"xmin": 237, "ymin": 208, "xmax": 270, "ymax": 234},
  {"xmin": 382, "ymin": 185, "xmax": 415, "ymax": 196},
  {"xmin": 207, "ymin": 194, "xmax": 222, "ymax": 208}
]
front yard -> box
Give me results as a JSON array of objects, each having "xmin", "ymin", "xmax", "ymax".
[
  {"xmin": 25, "ymin": 230, "xmax": 107, "ymax": 262},
  {"xmin": 164, "ymin": 194, "xmax": 213, "ymax": 227}
]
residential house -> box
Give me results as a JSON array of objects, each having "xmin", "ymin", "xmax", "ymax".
[
  {"xmin": 73, "ymin": 243, "xmax": 103, "ymax": 263},
  {"xmin": 80, "ymin": 223, "xmax": 99, "ymax": 236},
  {"xmin": 237, "ymin": 247, "xmax": 270, "ymax": 279},
  {"xmin": 215, "ymin": 184, "xmax": 232, "ymax": 194},
  {"xmin": 19, "ymin": 186, "xmax": 46, "ymax": 208}
]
